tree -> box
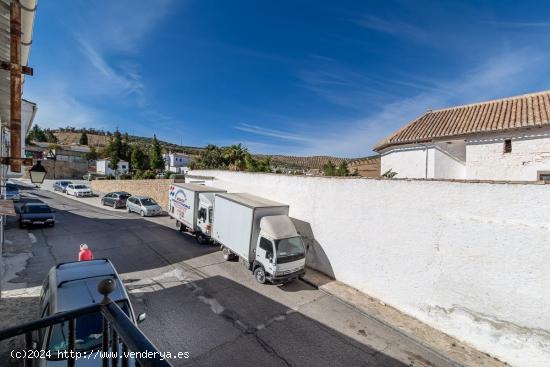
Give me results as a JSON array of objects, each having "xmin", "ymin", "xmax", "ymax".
[
  {"xmin": 27, "ymin": 125, "xmax": 47, "ymax": 142},
  {"xmin": 149, "ymin": 134, "xmax": 165, "ymax": 171},
  {"xmin": 107, "ymin": 129, "xmax": 123, "ymax": 174},
  {"xmin": 86, "ymin": 146, "xmax": 98, "ymax": 162},
  {"xmin": 223, "ymin": 144, "xmax": 248, "ymax": 171},
  {"xmin": 336, "ymin": 161, "xmax": 349, "ymax": 176},
  {"xmin": 322, "ymin": 160, "xmax": 337, "ymax": 176},
  {"xmin": 191, "ymin": 145, "xmax": 226, "ymax": 169},
  {"xmin": 45, "ymin": 130, "xmax": 58, "ymax": 143},
  {"xmin": 131, "ymin": 145, "xmax": 149, "ymax": 172},
  {"xmin": 245, "ymin": 155, "xmax": 271, "ymax": 172},
  {"xmin": 121, "ymin": 132, "xmax": 131, "ymax": 161},
  {"xmin": 79, "ymin": 132, "xmax": 89, "ymax": 145}
]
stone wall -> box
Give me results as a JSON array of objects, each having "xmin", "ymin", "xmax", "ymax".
[
  {"xmin": 348, "ymin": 156, "xmax": 380, "ymax": 177},
  {"xmin": 189, "ymin": 169, "xmax": 550, "ymax": 367},
  {"xmin": 90, "ymin": 179, "xmax": 179, "ymax": 209},
  {"xmin": 23, "ymin": 159, "xmax": 88, "ymax": 179}
]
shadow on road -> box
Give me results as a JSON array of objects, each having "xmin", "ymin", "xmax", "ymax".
[{"xmin": 134, "ymin": 275, "xmax": 410, "ymax": 367}]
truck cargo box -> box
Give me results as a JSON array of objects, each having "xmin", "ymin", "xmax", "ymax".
[{"xmin": 212, "ymin": 193, "xmax": 289, "ymax": 262}]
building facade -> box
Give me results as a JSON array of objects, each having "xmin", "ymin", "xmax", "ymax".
[
  {"xmin": 96, "ymin": 159, "xmax": 129, "ymax": 175},
  {"xmin": 163, "ymin": 151, "xmax": 190, "ymax": 173},
  {"xmin": 375, "ymin": 91, "xmax": 550, "ymax": 181}
]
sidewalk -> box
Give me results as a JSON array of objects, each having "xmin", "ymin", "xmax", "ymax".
[
  {"xmin": 301, "ymin": 268, "xmax": 507, "ymax": 367},
  {"xmin": 0, "ymin": 213, "xmax": 42, "ymax": 366}
]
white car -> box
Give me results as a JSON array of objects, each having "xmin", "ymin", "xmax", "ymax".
[{"xmin": 66, "ymin": 184, "xmax": 93, "ymax": 197}]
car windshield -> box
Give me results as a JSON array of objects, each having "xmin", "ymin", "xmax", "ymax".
[
  {"xmin": 74, "ymin": 185, "xmax": 88, "ymax": 189},
  {"xmin": 275, "ymin": 236, "xmax": 305, "ymax": 264},
  {"xmin": 141, "ymin": 198, "xmax": 156, "ymax": 206},
  {"xmin": 61, "ymin": 182, "xmax": 71, "ymax": 186},
  {"xmin": 25, "ymin": 205, "xmax": 51, "ymax": 214},
  {"xmin": 48, "ymin": 302, "xmax": 130, "ymax": 356},
  {"xmin": 118, "ymin": 193, "xmax": 130, "ymax": 199}
]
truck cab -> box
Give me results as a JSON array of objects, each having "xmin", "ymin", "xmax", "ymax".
[
  {"xmin": 252, "ymin": 215, "xmax": 306, "ymax": 284},
  {"xmin": 196, "ymin": 193, "xmax": 215, "ymax": 240}
]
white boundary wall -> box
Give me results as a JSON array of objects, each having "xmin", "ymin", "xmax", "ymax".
[{"xmin": 190, "ymin": 170, "xmax": 550, "ymax": 367}]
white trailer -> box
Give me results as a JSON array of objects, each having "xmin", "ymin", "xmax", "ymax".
[
  {"xmin": 168, "ymin": 183, "xmax": 226, "ymax": 243},
  {"xmin": 212, "ymin": 193, "xmax": 306, "ymax": 284}
]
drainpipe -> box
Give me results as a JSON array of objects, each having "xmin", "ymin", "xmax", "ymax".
[{"xmin": 419, "ymin": 143, "xmax": 429, "ymax": 179}]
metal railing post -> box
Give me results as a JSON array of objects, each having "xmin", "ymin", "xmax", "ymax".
[{"xmin": 68, "ymin": 318, "xmax": 76, "ymax": 367}]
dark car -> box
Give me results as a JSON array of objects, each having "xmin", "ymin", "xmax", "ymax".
[
  {"xmin": 19, "ymin": 203, "xmax": 55, "ymax": 228},
  {"xmin": 5, "ymin": 183, "xmax": 20, "ymax": 201},
  {"xmin": 52, "ymin": 180, "xmax": 73, "ymax": 193},
  {"xmin": 101, "ymin": 191, "xmax": 131, "ymax": 208}
]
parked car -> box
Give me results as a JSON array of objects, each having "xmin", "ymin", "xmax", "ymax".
[
  {"xmin": 66, "ymin": 184, "xmax": 93, "ymax": 197},
  {"xmin": 5, "ymin": 183, "xmax": 20, "ymax": 201},
  {"xmin": 53, "ymin": 180, "xmax": 72, "ymax": 193},
  {"xmin": 101, "ymin": 191, "xmax": 131, "ymax": 208},
  {"xmin": 19, "ymin": 203, "xmax": 55, "ymax": 228},
  {"xmin": 37, "ymin": 259, "xmax": 146, "ymax": 366},
  {"xmin": 126, "ymin": 196, "xmax": 163, "ymax": 217}
]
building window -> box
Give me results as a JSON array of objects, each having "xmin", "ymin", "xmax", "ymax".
[
  {"xmin": 538, "ymin": 172, "xmax": 550, "ymax": 182},
  {"xmin": 503, "ymin": 139, "xmax": 512, "ymax": 153}
]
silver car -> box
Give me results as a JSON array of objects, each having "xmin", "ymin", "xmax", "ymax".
[{"xmin": 126, "ymin": 195, "xmax": 163, "ymax": 217}]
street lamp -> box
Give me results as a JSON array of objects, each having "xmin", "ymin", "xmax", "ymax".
[{"xmin": 29, "ymin": 160, "xmax": 47, "ymax": 184}]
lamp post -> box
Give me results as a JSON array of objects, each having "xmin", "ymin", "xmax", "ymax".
[{"xmin": 29, "ymin": 160, "xmax": 47, "ymax": 185}]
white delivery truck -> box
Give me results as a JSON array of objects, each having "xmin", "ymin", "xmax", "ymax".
[
  {"xmin": 212, "ymin": 193, "xmax": 306, "ymax": 284},
  {"xmin": 168, "ymin": 183, "xmax": 226, "ymax": 243}
]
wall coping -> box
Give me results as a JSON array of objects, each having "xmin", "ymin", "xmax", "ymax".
[{"xmin": 190, "ymin": 170, "xmax": 550, "ymax": 186}]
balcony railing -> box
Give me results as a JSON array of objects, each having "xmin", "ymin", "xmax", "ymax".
[{"xmin": 0, "ymin": 279, "xmax": 173, "ymax": 367}]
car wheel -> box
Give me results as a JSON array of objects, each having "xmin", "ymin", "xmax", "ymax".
[
  {"xmin": 18, "ymin": 220, "xmax": 24, "ymax": 229},
  {"xmin": 254, "ymin": 267, "xmax": 267, "ymax": 284},
  {"xmin": 140, "ymin": 210, "xmax": 145, "ymax": 217},
  {"xmin": 127, "ymin": 207, "xmax": 131, "ymax": 213}
]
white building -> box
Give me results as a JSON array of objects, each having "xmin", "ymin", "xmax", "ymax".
[
  {"xmin": 96, "ymin": 159, "xmax": 129, "ymax": 176},
  {"xmin": 163, "ymin": 151, "xmax": 190, "ymax": 173},
  {"xmin": 374, "ymin": 90, "xmax": 550, "ymax": 181}
]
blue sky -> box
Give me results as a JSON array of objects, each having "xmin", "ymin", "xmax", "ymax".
[{"xmin": 25, "ymin": 0, "xmax": 550, "ymax": 157}]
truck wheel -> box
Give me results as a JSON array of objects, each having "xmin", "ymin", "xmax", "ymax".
[
  {"xmin": 222, "ymin": 247, "xmax": 232, "ymax": 261},
  {"xmin": 196, "ymin": 233, "xmax": 207, "ymax": 244},
  {"xmin": 254, "ymin": 267, "xmax": 266, "ymax": 284}
]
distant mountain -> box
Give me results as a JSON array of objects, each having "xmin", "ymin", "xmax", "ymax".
[
  {"xmin": 52, "ymin": 130, "xmax": 204, "ymax": 156},
  {"xmin": 50, "ymin": 128, "xmax": 375, "ymax": 170}
]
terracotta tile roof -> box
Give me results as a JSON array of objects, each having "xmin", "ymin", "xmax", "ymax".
[{"xmin": 374, "ymin": 90, "xmax": 550, "ymax": 151}]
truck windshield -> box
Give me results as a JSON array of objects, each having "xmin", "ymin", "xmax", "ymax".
[{"xmin": 275, "ymin": 237, "xmax": 305, "ymax": 264}]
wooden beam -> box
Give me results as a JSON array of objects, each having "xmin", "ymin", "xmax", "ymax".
[
  {"xmin": 9, "ymin": 1, "xmax": 21, "ymax": 173},
  {"xmin": 0, "ymin": 61, "xmax": 32, "ymax": 75}
]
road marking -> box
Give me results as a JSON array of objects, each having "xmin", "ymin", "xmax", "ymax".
[{"xmin": 27, "ymin": 233, "xmax": 36, "ymax": 243}]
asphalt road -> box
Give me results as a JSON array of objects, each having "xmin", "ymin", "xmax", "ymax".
[{"xmin": 6, "ymin": 184, "xmax": 457, "ymax": 367}]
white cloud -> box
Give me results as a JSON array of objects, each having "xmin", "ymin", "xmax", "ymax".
[
  {"xmin": 354, "ymin": 15, "xmax": 431, "ymax": 44},
  {"xmin": 25, "ymin": 80, "xmax": 107, "ymax": 129},
  {"xmin": 234, "ymin": 123, "xmax": 312, "ymax": 142},
  {"xmin": 241, "ymin": 48, "xmax": 550, "ymax": 157}
]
